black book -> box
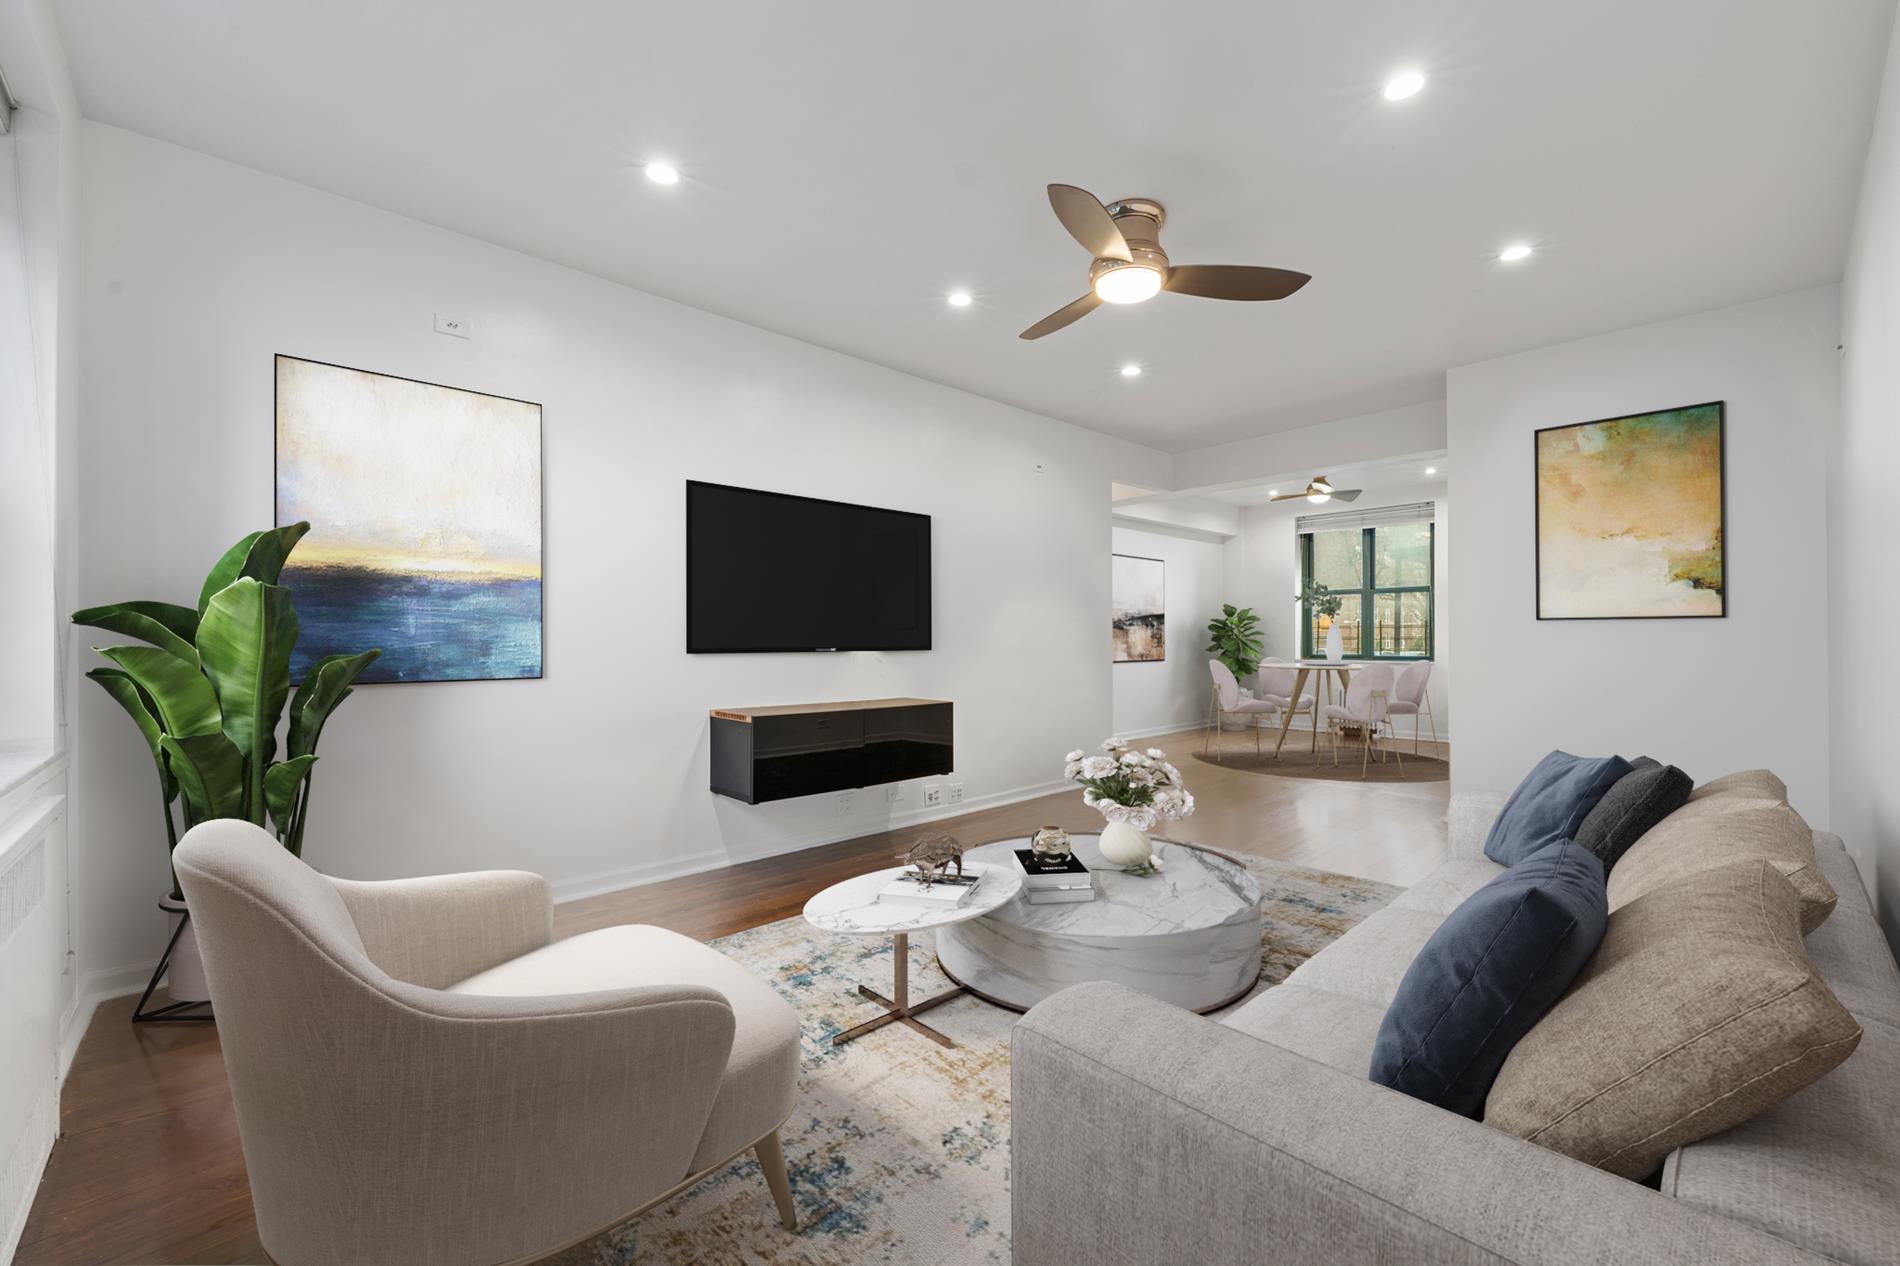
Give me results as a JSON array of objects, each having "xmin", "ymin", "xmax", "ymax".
[{"xmin": 1014, "ymin": 848, "xmax": 1090, "ymax": 879}]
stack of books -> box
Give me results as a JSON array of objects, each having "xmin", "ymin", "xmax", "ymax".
[
  {"xmin": 878, "ymin": 863, "xmax": 987, "ymax": 909},
  {"xmin": 1013, "ymin": 849, "xmax": 1095, "ymax": 905}
]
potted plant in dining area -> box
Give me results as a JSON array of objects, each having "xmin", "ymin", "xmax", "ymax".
[
  {"xmin": 72, "ymin": 523, "xmax": 380, "ymax": 1016},
  {"xmin": 1063, "ymin": 739, "xmax": 1196, "ymax": 876},
  {"xmin": 1300, "ymin": 580, "xmax": 1346, "ymax": 661},
  {"xmin": 1204, "ymin": 605, "xmax": 1266, "ymax": 727}
]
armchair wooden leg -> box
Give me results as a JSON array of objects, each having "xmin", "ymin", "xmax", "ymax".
[{"xmin": 755, "ymin": 1129, "xmax": 798, "ymax": 1232}]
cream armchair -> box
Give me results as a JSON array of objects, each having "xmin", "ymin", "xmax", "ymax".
[{"xmin": 174, "ymin": 820, "xmax": 802, "ymax": 1266}]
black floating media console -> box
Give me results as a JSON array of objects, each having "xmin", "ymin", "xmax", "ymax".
[{"xmin": 709, "ymin": 698, "xmax": 954, "ymax": 804}]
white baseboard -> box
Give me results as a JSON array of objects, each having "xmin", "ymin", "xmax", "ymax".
[
  {"xmin": 550, "ymin": 776, "xmax": 1075, "ymax": 904},
  {"xmin": 1111, "ymin": 719, "xmax": 1208, "ymax": 740},
  {"xmin": 57, "ymin": 961, "xmax": 150, "ymax": 1086}
]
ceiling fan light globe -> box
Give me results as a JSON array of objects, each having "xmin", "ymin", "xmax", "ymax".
[
  {"xmin": 1093, "ymin": 264, "xmax": 1164, "ymax": 304},
  {"xmin": 1307, "ymin": 493, "xmax": 1331, "ymax": 504}
]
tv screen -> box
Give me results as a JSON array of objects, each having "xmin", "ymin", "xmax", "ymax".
[{"xmin": 687, "ymin": 481, "xmax": 932, "ymax": 653}]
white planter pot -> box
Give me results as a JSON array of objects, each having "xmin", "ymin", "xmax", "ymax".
[
  {"xmin": 1324, "ymin": 622, "xmax": 1344, "ymax": 662},
  {"xmin": 1097, "ymin": 819, "xmax": 1154, "ymax": 869},
  {"xmin": 158, "ymin": 894, "xmax": 211, "ymax": 1003}
]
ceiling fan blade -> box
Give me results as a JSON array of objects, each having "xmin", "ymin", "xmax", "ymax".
[
  {"xmin": 1165, "ymin": 264, "xmax": 1311, "ymax": 301},
  {"xmin": 1048, "ymin": 184, "xmax": 1132, "ymax": 262},
  {"xmin": 1019, "ymin": 293, "xmax": 1103, "ymax": 340},
  {"xmin": 1332, "ymin": 488, "xmax": 1362, "ymax": 502},
  {"xmin": 1267, "ymin": 492, "xmax": 1310, "ymax": 502}
]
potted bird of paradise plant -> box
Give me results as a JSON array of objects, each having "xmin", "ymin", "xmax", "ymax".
[{"xmin": 72, "ymin": 523, "xmax": 380, "ymax": 1013}]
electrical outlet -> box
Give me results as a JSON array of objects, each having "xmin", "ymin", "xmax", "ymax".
[
  {"xmin": 835, "ymin": 791, "xmax": 855, "ymax": 816},
  {"xmin": 434, "ymin": 312, "xmax": 472, "ymax": 339},
  {"xmin": 946, "ymin": 783, "xmax": 965, "ymax": 804},
  {"xmin": 923, "ymin": 783, "xmax": 943, "ymax": 808}
]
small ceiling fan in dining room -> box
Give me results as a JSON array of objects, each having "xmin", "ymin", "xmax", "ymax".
[
  {"xmin": 1017, "ymin": 184, "xmax": 1312, "ymax": 339},
  {"xmin": 1270, "ymin": 477, "xmax": 1362, "ymax": 504}
]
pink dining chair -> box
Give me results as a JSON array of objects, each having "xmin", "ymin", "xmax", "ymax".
[
  {"xmin": 1322, "ymin": 664, "xmax": 1399, "ymax": 777},
  {"xmin": 1204, "ymin": 660, "xmax": 1283, "ymax": 760},
  {"xmin": 1386, "ymin": 661, "xmax": 1436, "ymax": 755}
]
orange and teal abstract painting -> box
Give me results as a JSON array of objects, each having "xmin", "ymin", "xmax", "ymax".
[
  {"xmin": 275, "ymin": 355, "xmax": 543, "ymax": 682},
  {"xmin": 1535, "ymin": 403, "xmax": 1724, "ymax": 619}
]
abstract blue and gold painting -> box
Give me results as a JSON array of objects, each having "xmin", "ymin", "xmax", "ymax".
[{"xmin": 275, "ymin": 355, "xmax": 542, "ymax": 683}]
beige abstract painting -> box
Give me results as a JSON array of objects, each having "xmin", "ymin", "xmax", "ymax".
[{"xmin": 1535, "ymin": 403, "xmax": 1724, "ymax": 619}]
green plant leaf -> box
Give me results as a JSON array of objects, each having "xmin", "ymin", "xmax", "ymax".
[
  {"xmin": 197, "ymin": 523, "xmax": 310, "ymax": 614},
  {"xmin": 197, "ymin": 577, "xmax": 299, "ymax": 822},
  {"xmin": 288, "ymin": 649, "xmax": 381, "ymax": 758},
  {"xmin": 86, "ymin": 668, "xmax": 178, "ymax": 801},
  {"xmin": 72, "ymin": 601, "xmax": 201, "ymax": 661},
  {"xmin": 95, "ymin": 645, "xmax": 223, "ymax": 736},
  {"xmin": 263, "ymin": 755, "xmax": 318, "ymax": 836},
  {"xmin": 160, "ymin": 732, "xmax": 247, "ymax": 823}
]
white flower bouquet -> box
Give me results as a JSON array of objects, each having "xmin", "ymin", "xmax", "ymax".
[{"xmin": 1061, "ymin": 738, "xmax": 1195, "ymax": 873}]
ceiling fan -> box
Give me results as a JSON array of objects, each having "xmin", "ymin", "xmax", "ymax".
[
  {"xmin": 1270, "ymin": 476, "xmax": 1361, "ymax": 504},
  {"xmin": 1019, "ymin": 184, "xmax": 1311, "ymax": 340}
]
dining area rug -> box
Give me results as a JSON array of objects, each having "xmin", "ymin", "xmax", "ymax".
[
  {"xmin": 542, "ymin": 856, "xmax": 1399, "ymax": 1266},
  {"xmin": 1193, "ymin": 741, "xmax": 1449, "ymax": 782}
]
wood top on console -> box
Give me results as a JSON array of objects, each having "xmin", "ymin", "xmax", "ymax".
[{"xmin": 709, "ymin": 697, "xmax": 951, "ymax": 723}]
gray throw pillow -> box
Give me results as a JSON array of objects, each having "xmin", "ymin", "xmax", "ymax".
[{"xmin": 1574, "ymin": 756, "xmax": 1692, "ymax": 873}]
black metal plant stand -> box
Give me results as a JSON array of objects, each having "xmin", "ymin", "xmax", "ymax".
[{"xmin": 131, "ymin": 905, "xmax": 214, "ymax": 1023}]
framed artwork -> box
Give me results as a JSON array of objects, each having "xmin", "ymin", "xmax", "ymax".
[
  {"xmin": 1112, "ymin": 553, "xmax": 1165, "ymax": 662},
  {"xmin": 275, "ymin": 354, "xmax": 544, "ymax": 683},
  {"xmin": 1534, "ymin": 401, "xmax": 1725, "ymax": 620}
]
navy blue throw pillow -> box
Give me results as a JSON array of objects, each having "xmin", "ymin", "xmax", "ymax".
[
  {"xmin": 1369, "ymin": 839, "xmax": 1608, "ymax": 1118},
  {"xmin": 1483, "ymin": 750, "xmax": 1632, "ymax": 866}
]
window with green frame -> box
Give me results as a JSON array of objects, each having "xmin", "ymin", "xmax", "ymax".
[{"xmin": 1299, "ymin": 515, "xmax": 1434, "ymax": 659}]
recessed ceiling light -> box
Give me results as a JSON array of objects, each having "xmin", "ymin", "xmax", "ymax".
[
  {"xmin": 1382, "ymin": 69, "xmax": 1426, "ymax": 101},
  {"xmin": 947, "ymin": 290, "xmax": 972, "ymax": 307},
  {"xmin": 1499, "ymin": 242, "xmax": 1533, "ymax": 263},
  {"xmin": 644, "ymin": 160, "xmax": 681, "ymax": 185},
  {"xmin": 1268, "ymin": 489, "xmax": 1279, "ymax": 498},
  {"xmin": 1119, "ymin": 363, "xmax": 1143, "ymax": 378},
  {"xmin": 1425, "ymin": 466, "xmax": 1438, "ymax": 475}
]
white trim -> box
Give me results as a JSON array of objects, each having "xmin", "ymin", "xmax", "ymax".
[
  {"xmin": 0, "ymin": 1081, "xmax": 54, "ymax": 1266},
  {"xmin": 550, "ymin": 777, "xmax": 1073, "ymax": 904},
  {"xmin": 57, "ymin": 961, "xmax": 150, "ymax": 1084},
  {"xmin": 1110, "ymin": 719, "xmax": 1208, "ymax": 741}
]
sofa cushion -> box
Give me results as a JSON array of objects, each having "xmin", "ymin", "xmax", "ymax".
[
  {"xmin": 1388, "ymin": 858, "xmax": 1506, "ymax": 917},
  {"xmin": 1662, "ymin": 1018, "xmax": 1900, "ymax": 1266},
  {"xmin": 1607, "ymin": 778, "xmax": 1836, "ymax": 933},
  {"xmin": 449, "ymin": 924, "xmax": 801, "ymax": 1172},
  {"xmin": 1485, "ymin": 860, "xmax": 1862, "ymax": 1180},
  {"xmin": 1281, "ymin": 906, "xmax": 1446, "ymax": 1007},
  {"xmin": 1574, "ymin": 756, "xmax": 1692, "ymax": 873},
  {"xmin": 1370, "ymin": 840, "xmax": 1607, "ymax": 1118},
  {"xmin": 1483, "ymin": 750, "xmax": 1632, "ymax": 866},
  {"xmin": 1221, "ymin": 982, "xmax": 1386, "ymax": 1075}
]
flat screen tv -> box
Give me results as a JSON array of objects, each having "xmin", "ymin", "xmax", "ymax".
[{"xmin": 686, "ymin": 481, "xmax": 932, "ymax": 653}]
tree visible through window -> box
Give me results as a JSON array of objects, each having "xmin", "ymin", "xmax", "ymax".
[{"xmin": 1301, "ymin": 518, "xmax": 1433, "ymax": 659}]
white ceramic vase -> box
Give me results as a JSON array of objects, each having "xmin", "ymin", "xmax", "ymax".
[
  {"xmin": 158, "ymin": 894, "xmax": 211, "ymax": 1003},
  {"xmin": 1097, "ymin": 819, "xmax": 1154, "ymax": 869},
  {"xmin": 1324, "ymin": 621, "xmax": 1344, "ymax": 662}
]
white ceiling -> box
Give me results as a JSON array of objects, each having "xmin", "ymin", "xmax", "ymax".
[{"xmin": 52, "ymin": 0, "xmax": 1895, "ymax": 452}]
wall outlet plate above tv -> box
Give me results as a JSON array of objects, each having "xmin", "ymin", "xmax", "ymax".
[{"xmin": 685, "ymin": 480, "xmax": 932, "ymax": 653}]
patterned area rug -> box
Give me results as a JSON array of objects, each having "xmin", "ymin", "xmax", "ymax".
[
  {"xmin": 1193, "ymin": 743, "xmax": 1449, "ymax": 783},
  {"xmin": 545, "ymin": 856, "xmax": 1399, "ymax": 1266}
]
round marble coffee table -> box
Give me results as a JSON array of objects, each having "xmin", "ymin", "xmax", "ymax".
[
  {"xmin": 935, "ymin": 835, "xmax": 1264, "ymax": 1014},
  {"xmin": 803, "ymin": 863, "xmax": 1023, "ymax": 1048}
]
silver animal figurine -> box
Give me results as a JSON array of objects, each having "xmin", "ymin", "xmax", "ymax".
[{"xmin": 902, "ymin": 833, "xmax": 965, "ymax": 888}]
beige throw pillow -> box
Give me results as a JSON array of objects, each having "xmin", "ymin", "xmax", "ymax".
[
  {"xmin": 1607, "ymin": 770, "xmax": 1835, "ymax": 932},
  {"xmin": 1485, "ymin": 860, "xmax": 1861, "ymax": 1180}
]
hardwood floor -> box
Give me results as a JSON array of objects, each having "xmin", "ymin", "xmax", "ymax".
[{"xmin": 16, "ymin": 726, "xmax": 1448, "ymax": 1265}]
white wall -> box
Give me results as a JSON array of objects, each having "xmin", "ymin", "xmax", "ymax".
[
  {"xmin": 1833, "ymin": 13, "xmax": 1900, "ymax": 950},
  {"xmin": 1110, "ymin": 525, "xmax": 1226, "ymax": 737},
  {"xmin": 1172, "ymin": 400, "xmax": 1446, "ymax": 492},
  {"xmin": 74, "ymin": 123, "xmax": 1171, "ymax": 979},
  {"xmin": 1448, "ymin": 285, "xmax": 1839, "ymax": 819},
  {"xmin": 1223, "ymin": 483, "xmax": 1451, "ymax": 741}
]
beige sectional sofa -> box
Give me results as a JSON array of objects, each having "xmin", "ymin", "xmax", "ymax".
[{"xmin": 1012, "ymin": 788, "xmax": 1900, "ymax": 1265}]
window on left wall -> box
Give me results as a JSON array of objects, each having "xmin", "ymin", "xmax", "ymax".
[{"xmin": 1299, "ymin": 506, "xmax": 1435, "ymax": 660}]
